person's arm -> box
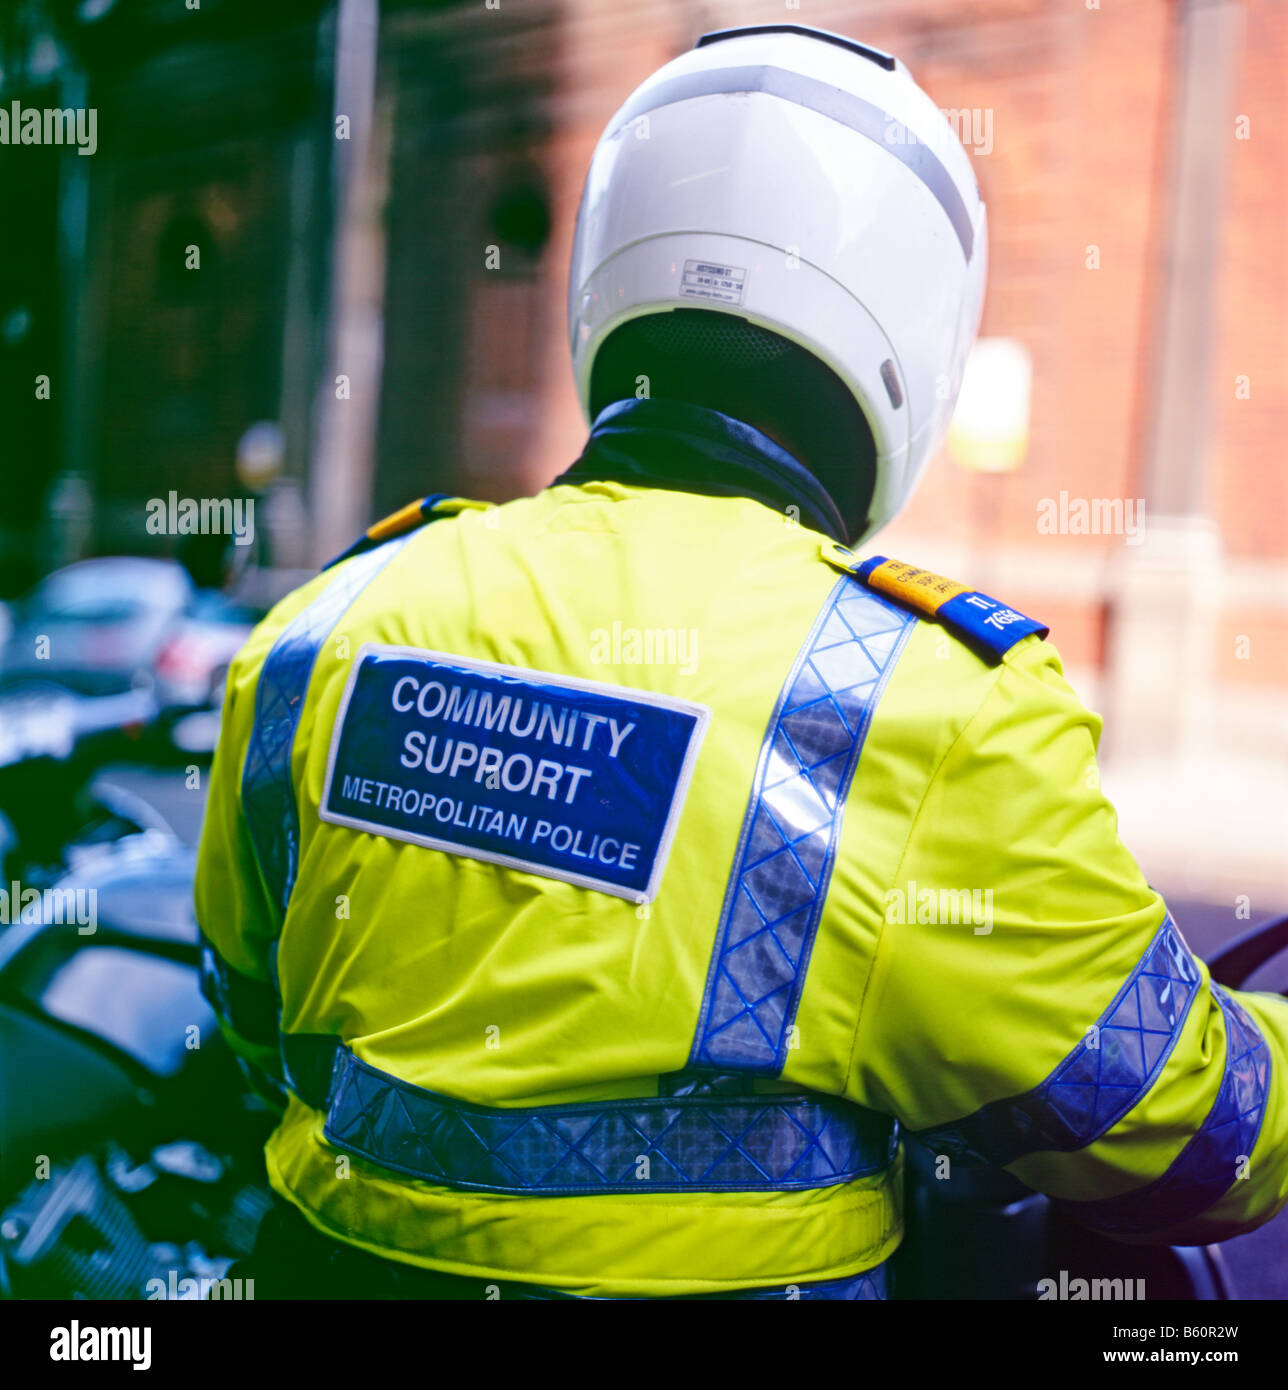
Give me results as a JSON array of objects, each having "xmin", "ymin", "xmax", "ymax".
[
  {"xmin": 195, "ymin": 626, "xmax": 291, "ymax": 1112},
  {"xmin": 852, "ymin": 634, "xmax": 1287, "ymax": 1242}
]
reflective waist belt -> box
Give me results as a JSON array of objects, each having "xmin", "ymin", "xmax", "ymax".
[{"xmin": 306, "ymin": 1044, "xmax": 896, "ymax": 1196}]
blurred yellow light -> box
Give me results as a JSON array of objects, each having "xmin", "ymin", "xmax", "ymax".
[{"xmin": 947, "ymin": 338, "xmax": 1033, "ymax": 473}]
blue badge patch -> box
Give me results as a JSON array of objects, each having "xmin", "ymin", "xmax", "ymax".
[{"xmin": 319, "ymin": 646, "xmax": 711, "ymax": 901}]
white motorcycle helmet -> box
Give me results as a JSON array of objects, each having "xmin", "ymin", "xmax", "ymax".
[{"xmin": 568, "ymin": 24, "xmax": 988, "ymax": 545}]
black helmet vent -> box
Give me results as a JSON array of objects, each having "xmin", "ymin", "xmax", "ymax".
[{"xmin": 633, "ymin": 311, "xmax": 795, "ymax": 368}]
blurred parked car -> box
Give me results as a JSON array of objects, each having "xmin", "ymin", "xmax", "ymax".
[
  {"xmin": 151, "ymin": 588, "xmax": 260, "ymax": 753},
  {"xmin": 0, "ymin": 557, "xmax": 258, "ymax": 758}
]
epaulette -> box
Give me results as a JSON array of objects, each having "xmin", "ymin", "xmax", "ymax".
[
  {"xmin": 323, "ymin": 494, "xmax": 492, "ymax": 571},
  {"xmin": 820, "ymin": 541, "xmax": 1048, "ymax": 662}
]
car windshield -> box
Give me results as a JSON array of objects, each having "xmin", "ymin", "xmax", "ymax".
[{"xmin": 29, "ymin": 561, "xmax": 191, "ymax": 623}]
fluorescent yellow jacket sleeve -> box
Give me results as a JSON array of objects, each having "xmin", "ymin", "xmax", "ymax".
[
  {"xmin": 853, "ymin": 632, "xmax": 1287, "ymax": 1242},
  {"xmin": 195, "ymin": 577, "xmax": 328, "ymax": 1098}
]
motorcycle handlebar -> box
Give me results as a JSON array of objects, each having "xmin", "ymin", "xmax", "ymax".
[{"xmin": 1206, "ymin": 913, "xmax": 1288, "ymax": 992}]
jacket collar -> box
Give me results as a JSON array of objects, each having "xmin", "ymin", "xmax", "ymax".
[{"xmin": 551, "ymin": 397, "xmax": 849, "ymax": 543}]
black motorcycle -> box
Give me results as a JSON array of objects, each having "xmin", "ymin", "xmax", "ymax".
[{"xmin": 0, "ymin": 821, "xmax": 275, "ymax": 1300}]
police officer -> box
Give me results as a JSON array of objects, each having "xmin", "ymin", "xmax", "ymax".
[{"xmin": 197, "ymin": 25, "xmax": 1286, "ymax": 1299}]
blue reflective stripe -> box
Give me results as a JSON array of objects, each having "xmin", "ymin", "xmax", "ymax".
[
  {"xmin": 728, "ymin": 1265, "xmax": 888, "ymax": 1300},
  {"xmin": 690, "ymin": 577, "xmax": 915, "ymax": 1074},
  {"xmin": 241, "ymin": 536, "xmax": 412, "ymax": 917},
  {"xmin": 1058, "ymin": 986, "xmax": 1272, "ymax": 1235},
  {"xmin": 322, "ymin": 1048, "xmax": 896, "ymax": 1195},
  {"xmin": 916, "ymin": 914, "xmax": 1202, "ymax": 1166},
  {"xmin": 509, "ymin": 1263, "xmax": 890, "ymax": 1300}
]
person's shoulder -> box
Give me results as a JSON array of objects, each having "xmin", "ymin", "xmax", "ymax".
[
  {"xmin": 820, "ymin": 548, "xmax": 1105, "ymax": 782},
  {"xmin": 820, "ymin": 541, "xmax": 1048, "ymax": 666},
  {"xmin": 322, "ymin": 494, "xmax": 494, "ymax": 571}
]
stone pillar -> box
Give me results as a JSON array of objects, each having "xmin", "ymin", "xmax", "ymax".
[
  {"xmin": 309, "ymin": 0, "xmax": 389, "ymax": 569},
  {"xmin": 1104, "ymin": 0, "xmax": 1242, "ymax": 759},
  {"xmin": 1103, "ymin": 514, "xmax": 1222, "ymax": 760}
]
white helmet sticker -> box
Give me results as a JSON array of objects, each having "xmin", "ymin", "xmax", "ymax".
[{"xmin": 679, "ymin": 260, "xmax": 747, "ymax": 305}]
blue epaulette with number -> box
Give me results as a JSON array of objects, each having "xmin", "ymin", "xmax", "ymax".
[{"xmin": 821, "ymin": 542, "xmax": 1048, "ymax": 661}]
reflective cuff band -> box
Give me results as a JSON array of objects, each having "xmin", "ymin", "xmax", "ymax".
[
  {"xmin": 319, "ymin": 1047, "xmax": 896, "ymax": 1195},
  {"xmin": 1056, "ymin": 987, "xmax": 1272, "ymax": 1235},
  {"xmin": 915, "ymin": 914, "xmax": 1202, "ymax": 1166}
]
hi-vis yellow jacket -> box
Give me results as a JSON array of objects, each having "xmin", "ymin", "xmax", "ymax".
[{"xmin": 196, "ymin": 402, "xmax": 1286, "ymax": 1300}]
